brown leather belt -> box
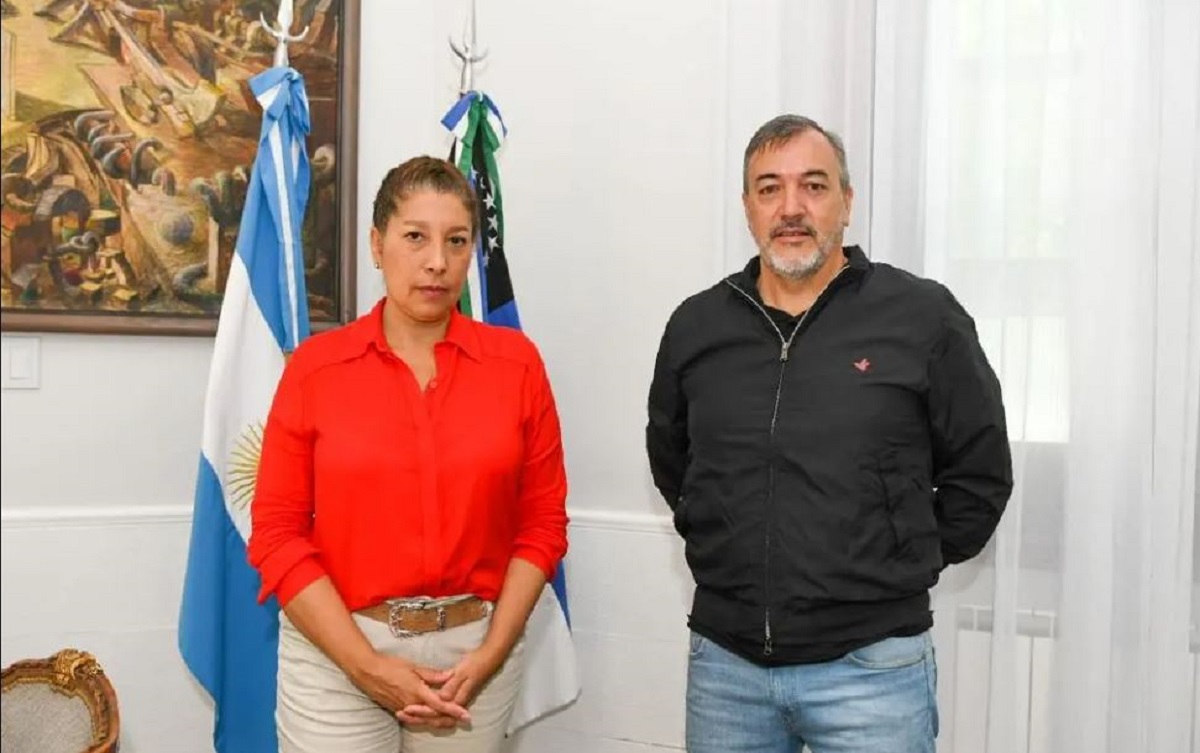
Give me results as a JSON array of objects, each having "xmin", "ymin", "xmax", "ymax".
[{"xmin": 358, "ymin": 596, "xmax": 490, "ymax": 638}]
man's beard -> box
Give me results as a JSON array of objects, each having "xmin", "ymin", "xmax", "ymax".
[{"xmin": 761, "ymin": 226, "xmax": 841, "ymax": 281}]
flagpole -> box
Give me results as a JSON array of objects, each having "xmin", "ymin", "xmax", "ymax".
[
  {"xmin": 438, "ymin": 2, "xmax": 582, "ymax": 732},
  {"xmin": 450, "ymin": 0, "xmax": 487, "ymax": 97},
  {"xmin": 261, "ymin": 0, "xmax": 310, "ymax": 69}
]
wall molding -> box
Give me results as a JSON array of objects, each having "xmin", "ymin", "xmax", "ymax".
[
  {"xmin": 0, "ymin": 504, "xmax": 675, "ymax": 535},
  {"xmin": 568, "ymin": 509, "xmax": 675, "ymax": 536},
  {"xmin": 0, "ymin": 505, "xmax": 192, "ymax": 529}
]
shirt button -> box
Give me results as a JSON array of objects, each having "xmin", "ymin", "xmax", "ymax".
[{"xmin": 429, "ymin": 379, "xmax": 438, "ymax": 389}]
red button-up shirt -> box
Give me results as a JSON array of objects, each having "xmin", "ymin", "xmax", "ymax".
[{"xmin": 248, "ymin": 299, "xmax": 569, "ymax": 610}]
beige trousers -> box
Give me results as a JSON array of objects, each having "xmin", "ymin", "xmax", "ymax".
[{"xmin": 277, "ymin": 610, "xmax": 524, "ymax": 753}]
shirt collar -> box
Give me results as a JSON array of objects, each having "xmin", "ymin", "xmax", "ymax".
[
  {"xmin": 442, "ymin": 308, "xmax": 483, "ymax": 362},
  {"xmin": 357, "ymin": 298, "xmax": 483, "ymax": 362}
]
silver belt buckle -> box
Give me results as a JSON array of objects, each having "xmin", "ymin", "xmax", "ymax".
[{"xmin": 385, "ymin": 597, "xmax": 448, "ymax": 638}]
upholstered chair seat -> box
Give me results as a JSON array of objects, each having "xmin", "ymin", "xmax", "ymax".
[{"xmin": 1, "ymin": 649, "xmax": 120, "ymax": 753}]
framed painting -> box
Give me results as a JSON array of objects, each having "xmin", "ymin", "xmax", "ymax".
[{"xmin": 0, "ymin": 0, "xmax": 359, "ymax": 335}]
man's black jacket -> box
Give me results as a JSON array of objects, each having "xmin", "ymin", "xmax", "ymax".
[{"xmin": 646, "ymin": 246, "xmax": 1013, "ymax": 665}]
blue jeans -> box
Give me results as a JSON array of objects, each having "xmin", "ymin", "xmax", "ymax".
[{"xmin": 686, "ymin": 631, "xmax": 938, "ymax": 753}]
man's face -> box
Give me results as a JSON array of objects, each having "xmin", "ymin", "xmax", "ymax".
[{"xmin": 743, "ymin": 130, "xmax": 854, "ymax": 281}]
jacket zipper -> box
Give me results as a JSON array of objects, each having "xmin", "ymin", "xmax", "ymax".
[{"xmin": 724, "ymin": 266, "xmax": 848, "ymax": 658}]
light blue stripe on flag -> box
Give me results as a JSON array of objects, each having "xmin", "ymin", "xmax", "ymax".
[
  {"xmin": 239, "ymin": 67, "xmax": 312, "ymax": 353},
  {"xmin": 179, "ymin": 459, "xmax": 280, "ymax": 752}
]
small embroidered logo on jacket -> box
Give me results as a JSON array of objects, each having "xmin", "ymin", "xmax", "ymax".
[{"xmin": 854, "ymin": 358, "xmax": 871, "ymax": 373}]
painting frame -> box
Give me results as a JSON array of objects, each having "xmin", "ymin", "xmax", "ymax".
[{"xmin": 0, "ymin": 0, "xmax": 360, "ymax": 336}]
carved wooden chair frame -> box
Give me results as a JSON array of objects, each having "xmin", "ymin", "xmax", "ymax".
[{"xmin": 1, "ymin": 649, "xmax": 120, "ymax": 753}]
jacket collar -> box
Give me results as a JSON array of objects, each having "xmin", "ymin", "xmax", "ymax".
[{"xmin": 727, "ymin": 245, "xmax": 870, "ymax": 297}]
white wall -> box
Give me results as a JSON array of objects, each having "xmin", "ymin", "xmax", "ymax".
[
  {"xmin": 0, "ymin": 1, "xmax": 740, "ymax": 751},
  {"xmin": 0, "ymin": 508, "xmax": 209, "ymax": 753},
  {"xmin": 357, "ymin": 0, "xmax": 729, "ymax": 514}
]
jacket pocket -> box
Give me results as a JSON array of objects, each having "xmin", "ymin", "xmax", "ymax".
[
  {"xmin": 876, "ymin": 451, "xmax": 938, "ymax": 562},
  {"xmin": 873, "ymin": 451, "xmax": 903, "ymax": 553}
]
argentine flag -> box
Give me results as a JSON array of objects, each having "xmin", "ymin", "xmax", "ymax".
[
  {"xmin": 178, "ymin": 66, "xmax": 312, "ymax": 753},
  {"xmin": 443, "ymin": 92, "xmax": 581, "ymax": 732}
]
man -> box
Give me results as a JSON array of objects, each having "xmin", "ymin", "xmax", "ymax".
[{"xmin": 646, "ymin": 114, "xmax": 1012, "ymax": 752}]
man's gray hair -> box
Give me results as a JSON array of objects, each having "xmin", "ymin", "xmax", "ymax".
[{"xmin": 742, "ymin": 115, "xmax": 851, "ymax": 194}]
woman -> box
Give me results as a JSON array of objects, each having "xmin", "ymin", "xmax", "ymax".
[{"xmin": 248, "ymin": 156, "xmax": 569, "ymax": 753}]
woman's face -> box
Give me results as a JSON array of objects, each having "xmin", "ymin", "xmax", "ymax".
[{"xmin": 370, "ymin": 189, "xmax": 475, "ymax": 325}]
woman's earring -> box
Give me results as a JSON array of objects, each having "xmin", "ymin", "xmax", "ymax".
[{"xmin": 373, "ymin": 259, "xmax": 381, "ymax": 269}]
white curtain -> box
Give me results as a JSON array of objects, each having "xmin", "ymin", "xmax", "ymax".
[{"xmin": 730, "ymin": 1, "xmax": 1200, "ymax": 750}]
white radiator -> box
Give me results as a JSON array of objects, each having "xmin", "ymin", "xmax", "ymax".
[
  {"xmin": 949, "ymin": 607, "xmax": 1200, "ymax": 753},
  {"xmin": 949, "ymin": 606, "xmax": 1056, "ymax": 753}
]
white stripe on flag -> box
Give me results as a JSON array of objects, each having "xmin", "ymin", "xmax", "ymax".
[
  {"xmin": 258, "ymin": 80, "xmax": 281, "ymax": 112},
  {"xmin": 485, "ymin": 106, "xmax": 506, "ymax": 148},
  {"xmin": 292, "ymin": 87, "xmax": 308, "ymax": 175},
  {"xmin": 452, "ymin": 111, "xmax": 471, "ymax": 143},
  {"xmin": 201, "ymin": 255, "xmax": 286, "ymax": 540},
  {"xmin": 508, "ymin": 587, "xmax": 580, "ymax": 732},
  {"xmin": 267, "ymin": 122, "xmax": 301, "ymax": 350},
  {"xmin": 467, "ymin": 242, "xmax": 484, "ymax": 319}
]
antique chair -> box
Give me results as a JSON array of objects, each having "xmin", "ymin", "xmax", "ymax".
[{"xmin": 1, "ymin": 649, "xmax": 120, "ymax": 753}]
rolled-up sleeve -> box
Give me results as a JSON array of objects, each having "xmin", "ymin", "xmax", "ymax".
[
  {"xmin": 247, "ymin": 356, "xmax": 326, "ymax": 606},
  {"xmin": 511, "ymin": 354, "xmax": 569, "ymax": 579}
]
